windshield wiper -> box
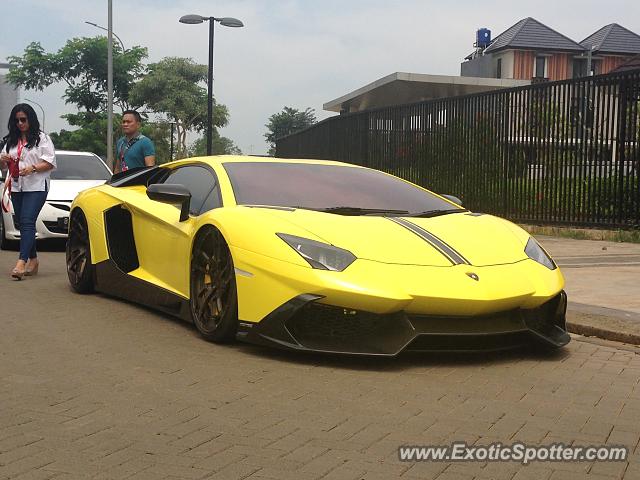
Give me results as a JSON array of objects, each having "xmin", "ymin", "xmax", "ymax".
[
  {"xmin": 406, "ymin": 208, "xmax": 467, "ymax": 218},
  {"xmin": 315, "ymin": 206, "xmax": 410, "ymax": 216}
]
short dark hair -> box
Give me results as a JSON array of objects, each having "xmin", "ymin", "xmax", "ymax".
[{"xmin": 122, "ymin": 110, "xmax": 142, "ymax": 123}]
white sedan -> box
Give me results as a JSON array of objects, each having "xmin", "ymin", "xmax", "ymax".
[{"xmin": 1, "ymin": 150, "xmax": 111, "ymax": 248}]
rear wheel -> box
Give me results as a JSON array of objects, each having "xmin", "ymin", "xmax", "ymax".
[
  {"xmin": 190, "ymin": 227, "xmax": 238, "ymax": 342},
  {"xmin": 66, "ymin": 209, "xmax": 94, "ymax": 293}
]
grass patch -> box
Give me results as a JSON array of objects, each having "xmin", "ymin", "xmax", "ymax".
[{"xmin": 520, "ymin": 224, "xmax": 640, "ymax": 243}]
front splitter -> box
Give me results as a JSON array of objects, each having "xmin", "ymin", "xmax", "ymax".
[{"xmin": 237, "ymin": 292, "xmax": 570, "ymax": 356}]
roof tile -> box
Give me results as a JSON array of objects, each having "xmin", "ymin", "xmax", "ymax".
[
  {"xmin": 485, "ymin": 17, "xmax": 585, "ymax": 53},
  {"xmin": 580, "ymin": 23, "xmax": 640, "ymax": 55}
]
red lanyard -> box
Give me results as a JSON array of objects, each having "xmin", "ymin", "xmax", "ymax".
[
  {"xmin": 16, "ymin": 138, "xmax": 26, "ymax": 160},
  {"xmin": 119, "ymin": 140, "xmax": 129, "ymax": 171}
]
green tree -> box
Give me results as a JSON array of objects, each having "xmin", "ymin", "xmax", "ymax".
[
  {"xmin": 141, "ymin": 121, "xmax": 172, "ymax": 164},
  {"xmin": 49, "ymin": 112, "xmax": 111, "ymax": 157},
  {"xmin": 7, "ymin": 37, "xmax": 147, "ymax": 158},
  {"xmin": 264, "ymin": 107, "xmax": 317, "ymax": 156},
  {"xmin": 129, "ymin": 57, "xmax": 230, "ymax": 159},
  {"xmin": 7, "ymin": 38, "xmax": 147, "ymax": 112},
  {"xmin": 189, "ymin": 133, "xmax": 242, "ymax": 156},
  {"xmin": 50, "ymin": 113, "xmax": 172, "ymax": 163}
]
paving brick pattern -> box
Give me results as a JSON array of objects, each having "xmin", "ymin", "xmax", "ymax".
[{"xmin": 1, "ymin": 251, "xmax": 639, "ymax": 479}]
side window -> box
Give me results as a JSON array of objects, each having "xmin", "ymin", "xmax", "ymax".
[
  {"xmin": 162, "ymin": 166, "xmax": 220, "ymax": 215},
  {"xmin": 200, "ymin": 185, "xmax": 222, "ymax": 213}
]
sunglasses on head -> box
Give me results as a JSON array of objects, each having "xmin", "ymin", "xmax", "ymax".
[{"xmin": 15, "ymin": 117, "xmax": 28, "ymax": 124}]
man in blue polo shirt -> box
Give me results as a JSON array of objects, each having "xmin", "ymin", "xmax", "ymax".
[{"xmin": 114, "ymin": 110, "xmax": 156, "ymax": 173}]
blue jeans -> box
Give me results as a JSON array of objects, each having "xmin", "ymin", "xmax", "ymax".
[{"xmin": 11, "ymin": 190, "xmax": 48, "ymax": 262}]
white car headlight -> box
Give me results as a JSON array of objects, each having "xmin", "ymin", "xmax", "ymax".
[
  {"xmin": 525, "ymin": 237, "xmax": 556, "ymax": 270},
  {"xmin": 277, "ymin": 233, "xmax": 356, "ymax": 271}
]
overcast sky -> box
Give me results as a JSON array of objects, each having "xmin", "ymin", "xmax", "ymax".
[{"xmin": 1, "ymin": 0, "xmax": 639, "ymax": 155}]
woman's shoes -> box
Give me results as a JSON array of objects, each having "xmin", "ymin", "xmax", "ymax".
[
  {"xmin": 25, "ymin": 259, "xmax": 39, "ymax": 276},
  {"xmin": 11, "ymin": 267, "xmax": 25, "ymax": 281},
  {"xmin": 10, "ymin": 260, "xmax": 30, "ymax": 280}
]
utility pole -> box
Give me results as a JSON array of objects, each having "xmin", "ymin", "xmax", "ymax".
[{"xmin": 107, "ymin": 0, "xmax": 114, "ymax": 168}]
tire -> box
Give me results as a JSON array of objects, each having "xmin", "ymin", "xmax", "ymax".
[
  {"xmin": 0, "ymin": 214, "xmax": 7, "ymax": 250},
  {"xmin": 190, "ymin": 227, "xmax": 238, "ymax": 342},
  {"xmin": 66, "ymin": 209, "xmax": 95, "ymax": 293}
]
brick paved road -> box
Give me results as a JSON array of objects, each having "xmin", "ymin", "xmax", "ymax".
[{"xmin": 1, "ymin": 249, "xmax": 639, "ymax": 479}]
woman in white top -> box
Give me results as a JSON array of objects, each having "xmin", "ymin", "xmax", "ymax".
[{"xmin": 0, "ymin": 104, "xmax": 56, "ymax": 280}]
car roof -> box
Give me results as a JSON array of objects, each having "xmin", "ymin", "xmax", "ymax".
[
  {"xmin": 169, "ymin": 155, "xmax": 364, "ymax": 169},
  {"xmin": 56, "ymin": 150, "xmax": 101, "ymax": 157}
]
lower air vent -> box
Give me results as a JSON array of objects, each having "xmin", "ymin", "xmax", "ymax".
[{"xmin": 104, "ymin": 206, "xmax": 139, "ymax": 273}]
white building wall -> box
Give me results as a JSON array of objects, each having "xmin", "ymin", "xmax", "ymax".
[{"xmin": 495, "ymin": 51, "xmax": 516, "ymax": 79}]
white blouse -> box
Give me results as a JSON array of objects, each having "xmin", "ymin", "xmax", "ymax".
[{"xmin": 3, "ymin": 132, "xmax": 56, "ymax": 192}]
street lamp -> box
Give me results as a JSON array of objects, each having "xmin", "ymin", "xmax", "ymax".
[
  {"xmin": 85, "ymin": 21, "xmax": 126, "ymax": 51},
  {"xmin": 24, "ymin": 98, "xmax": 45, "ymax": 131},
  {"xmin": 179, "ymin": 14, "xmax": 243, "ymax": 155}
]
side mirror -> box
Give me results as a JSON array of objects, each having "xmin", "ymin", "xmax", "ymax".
[
  {"xmin": 441, "ymin": 194, "xmax": 463, "ymax": 207},
  {"xmin": 146, "ymin": 183, "xmax": 191, "ymax": 221}
]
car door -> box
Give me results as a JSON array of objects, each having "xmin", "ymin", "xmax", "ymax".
[{"xmin": 124, "ymin": 164, "xmax": 222, "ymax": 299}]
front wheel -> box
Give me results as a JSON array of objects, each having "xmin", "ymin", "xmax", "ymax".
[
  {"xmin": 190, "ymin": 227, "xmax": 238, "ymax": 342},
  {"xmin": 0, "ymin": 214, "xmax": 8, "ymax": 250},
  {"xmin": 66, "ymin": 209, "xmax": 95, "ymax": 293}
]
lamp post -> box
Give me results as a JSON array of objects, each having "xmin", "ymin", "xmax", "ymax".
[
  {"xmin": 179, "ymin": 14, "xmax": 243, "ymax": 155},
  {"xmin": 107, "ymin": 1, "xmax": 113, "ymax": 169},
  {"xmin": 87, "ymin": 9, "xmax": 121, "ymax": 169},
  {"xmin": 24, "ymin": 98, "xmax": 45, "ymax": 131},
  {"xmin": 85, "ymin": 21, "xmax": 126, "ymax": 51}
]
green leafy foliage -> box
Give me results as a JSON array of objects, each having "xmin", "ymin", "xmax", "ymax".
[
  {"xmin": 189, "ymin": 133, "xmax": 242, "ymax": 156},
  {"xmin": 49, "ymin": 112, "xmax": 111, "ymax": 158},
  {"xmin": 47, "ymin": 112, "xmax": 171, "ymax": 165},
  {"xmin": 265, "ymin": 107, "xmax": 316, "ymax": 156},
  {"xmin": 7, "ymin": 38, "xmax": 147, "ymax": 112},
  {"xmin": 7, "ymin": 40, "xmax": 241, "ymax": 163},
  {"xmin": 140, "ymin": 121, "xmax": 171, "ymax": 164},
  {"xmin": 129, "ymin": 57, "xmax": 229, "ymax": 159}
]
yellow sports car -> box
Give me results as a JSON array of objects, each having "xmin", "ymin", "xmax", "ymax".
[{"xmin": 66, "ymin": 156, "xmax": 569, "ymax": 355}]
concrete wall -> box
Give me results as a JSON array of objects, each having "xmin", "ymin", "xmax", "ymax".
[{"xmin": 460, "ymin": 54, "xmax": 494, "ymax": 78}]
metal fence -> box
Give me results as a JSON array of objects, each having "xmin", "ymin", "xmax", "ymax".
[{"xmin": 277, "ymin": 69, "xmax": 640, "ymax": 229}]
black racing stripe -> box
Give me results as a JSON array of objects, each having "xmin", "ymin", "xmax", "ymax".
[
  {"xmin": 387, "ymin": 218, "xmax": 455, "ymax": 264},
  {"xmin": 388, "ymin": 217, "xmax": 470, "ymax": 265}
]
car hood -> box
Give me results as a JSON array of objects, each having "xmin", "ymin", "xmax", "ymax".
[
  {"xmin": 257, "ymin": 208, "xmax": 529, "ymax": 267},
  {"xmin": 47, "ymin": 180, "xmax": 106, "ymax": 201}
]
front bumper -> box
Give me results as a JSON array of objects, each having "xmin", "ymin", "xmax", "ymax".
[
  {"xmin": 2, "ymin": 200, "xmax": 71, "ymax": 240},
  {"xmin": 238, "ymin": 291, "xmax": 570, "ymax": 355}
]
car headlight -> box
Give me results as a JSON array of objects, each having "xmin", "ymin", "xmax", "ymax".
[
  {"xmin": 277, "ymin": 233, "xmax": 356, "ymax": 271},
  {"xmin": 525, "ymin": 237, "xmax": 556, "ymax": 270}
]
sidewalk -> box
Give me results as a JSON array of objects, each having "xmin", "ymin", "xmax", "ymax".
[{"xmin": 537, "ymin": 235, "xmax": 640, "ymax": 344}]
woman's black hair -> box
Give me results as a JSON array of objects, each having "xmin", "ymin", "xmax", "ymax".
[{"xmin": 2, "ymin": 103, "xmax": 41, "ymax": 152}]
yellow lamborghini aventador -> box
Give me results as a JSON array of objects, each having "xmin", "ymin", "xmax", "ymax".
[{"xmin": 66, "ymin": 156, "xmax": 569, "ymax": 355}]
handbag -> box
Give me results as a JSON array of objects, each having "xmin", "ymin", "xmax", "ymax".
[{"xmin": 1, "ymin": 141, "xmax": 23, "ymax": 213}]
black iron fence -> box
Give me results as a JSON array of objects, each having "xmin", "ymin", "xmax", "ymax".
[{"xmin": 277, "ymin": 69, "xmax": 640, "ymax": 229}]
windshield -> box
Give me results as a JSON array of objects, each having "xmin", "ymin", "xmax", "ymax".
[
  {"xmin": 51, "ymin": 154, "xmax": 111, "ymax": 181},
  {"xmin": 223, "ymin": 162, "xmax": 459, "ymax": 215}
]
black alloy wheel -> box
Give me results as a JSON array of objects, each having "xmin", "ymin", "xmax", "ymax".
[
  {"xmin": 190, "ymin": 227, "xmax": 238, "ymax": 342},
  {"xmin": 66, "ymin": 209, "xmax": 94, "ymax": 293}
]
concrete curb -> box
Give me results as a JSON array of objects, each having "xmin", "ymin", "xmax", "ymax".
[{"xmin": 566, "ymin": 302, "xmax": 640, "ymax": 346}]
